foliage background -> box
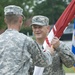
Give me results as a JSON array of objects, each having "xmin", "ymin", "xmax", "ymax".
[{"xmin": 0, "ymin": 0, "xmax": 71, "ymax": 35}]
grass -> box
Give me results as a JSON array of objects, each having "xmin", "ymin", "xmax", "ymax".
[{"xmin": 63, "ymin": 65, "xmax": 75, "ymax": 73}]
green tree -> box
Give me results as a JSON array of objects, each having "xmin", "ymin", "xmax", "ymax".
[
  {"xmin": 33, "ymin": 0, "xmax": 68, "ymax": 24},
  {"xmin": 0, "ymin": 5, "xmax": 5, "ymax": 29},
  {"xmin": 0, "ymin": 0, "xmax": 34, "ymax": 29},
  {"xmin": 0, "ymin": 0, "xmax": 71, "ymax": 30}
]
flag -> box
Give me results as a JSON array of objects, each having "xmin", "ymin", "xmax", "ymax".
[
  {"xmin": 72, "ymin": 18, "xmax": 75, "ymax": 54},
  {"xmin": 72, "ymin": 19, "xmax": 75, "ymax": 54},
  {"xmin": 43, "ymin": 0, "xmax": 75, "ymax": 48},
  {"xmin": 72, "ymin": 17, "xmax": 75, "ymax": 68}
]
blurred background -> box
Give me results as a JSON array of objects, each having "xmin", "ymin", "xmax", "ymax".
[
  {"xmin": 0, "ymin": 0, "xmax": 75, "ymax": 73},
  {"xmin": 0, "ymin": 0, "xmax": 71, "ymax": 34}
]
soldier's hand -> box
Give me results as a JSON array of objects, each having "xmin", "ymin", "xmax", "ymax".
[
  {"xmin": 46, "ymin": 44, "xmax": 55, "ymax": 55},
  {"xmin": 51, "ymin": 37, "xmax": 60, "ymax": 49}
]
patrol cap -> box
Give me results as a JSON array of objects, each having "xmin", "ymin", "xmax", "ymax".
[
  {"xmin": 31, "ymin": 15, "xmax": 49, "ymax": 26},
  {"xmin": 4, "ymin": 5, "xmax": 23, "ymax": 16}
]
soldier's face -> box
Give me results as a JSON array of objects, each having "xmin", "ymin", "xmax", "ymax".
[{"xmin": 32, "ymin": 25, "xmax": 50, "ymax": 39}]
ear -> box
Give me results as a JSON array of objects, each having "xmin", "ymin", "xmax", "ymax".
[
  {"xmin": 19, "ymin": 16, "xmax": 23, "ymax": 23},
  {"xmin": 47, "ymin": 25, "xmax": 50, "ymax": 32}
]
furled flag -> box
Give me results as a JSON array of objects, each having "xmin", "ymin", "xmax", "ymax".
[{"xmin": 43, "ymin": 0, "xmax": 75, "ymax": 49}]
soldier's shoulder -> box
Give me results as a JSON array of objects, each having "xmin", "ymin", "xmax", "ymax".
[{"xmin": 19, "ymin": 32, "xmax": 34, "ymax": 43}]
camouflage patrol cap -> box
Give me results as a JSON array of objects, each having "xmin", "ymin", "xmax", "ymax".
[
  {"xmin": 4, "ymin": 5, "xmax": 23, "ymax": 16},
  {"xmin": 31, "ymin": 15, "xmax": 49, "ymax": 26}
]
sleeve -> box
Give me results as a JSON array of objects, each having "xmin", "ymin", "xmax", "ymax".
[
  {"xmin": 27, "ymin": 39, "xmax": 52, "ymax": 67},
  {"xmin": 55, "ymin": 41, "xmax": 75, "ymax": 68}
]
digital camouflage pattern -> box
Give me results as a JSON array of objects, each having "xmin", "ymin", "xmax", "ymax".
[
  {"xmin": 4, "ymin": 5, "xmax": 23, "ymax": 15},
  {"xmin": 31, "ymin": 15, "xmax": 49, "ymax": 26},
  {"xmin": 43, "ymin": 41, "xmax": 75, "ymax": 75},
  {"xmin": 29, "ymin": 41, "xmax": 75, "ymax": 75},
  {"xmin": 0, "ymin": 29, "xmax": 52, "ymax": 75}
]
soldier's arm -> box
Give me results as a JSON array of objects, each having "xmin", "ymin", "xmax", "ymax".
[
  {"xmin": 51, "ymin": 37, "xmax": 75, "ymax": 67},
  {"xmin": 55, "ymin": 41, "xmax": 75, "ymax": 68},
  {"xmin": 27, "ymin": 39, "xmax": 52, "ymax": 67}
]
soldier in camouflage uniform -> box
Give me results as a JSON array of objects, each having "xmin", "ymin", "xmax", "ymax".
[
  {"xmin": 0, "ymin": 5, "xmax": 53, "ymax": 75},
  {"xmin": 29, "ymin": 15, "xmax": 75, "ymax": 75}
]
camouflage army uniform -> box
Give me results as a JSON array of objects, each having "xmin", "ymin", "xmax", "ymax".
[
  {"xmin": 43, "ymin": 41, "xmax": 75, "ymax": 75},
  {"xmin": 29, "ymin": 41, "xmax": 75, "ymax": 75},
  {"xmin": 0, "ymin": 29, "xmax": 52, "ymax": 75}
]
